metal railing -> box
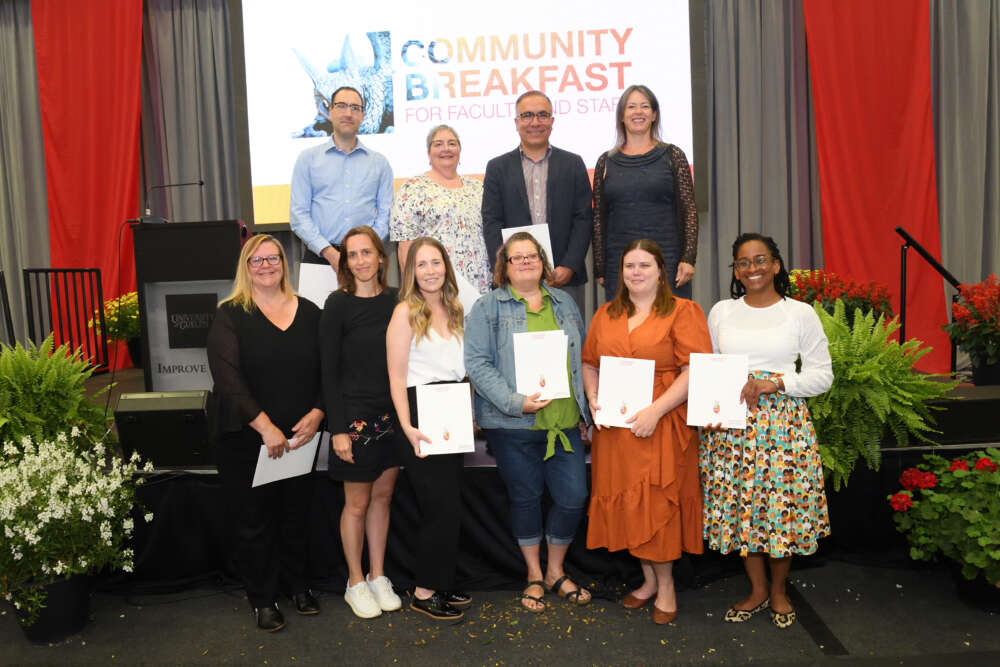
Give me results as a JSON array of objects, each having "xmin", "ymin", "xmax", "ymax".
[{"xmin": 22, "ymin": 268, "xmax": 109, "ymax": 372}]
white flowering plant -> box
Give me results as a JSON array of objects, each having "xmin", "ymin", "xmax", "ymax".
[{"xmin": 0, "ymin": 430, "xmax": 153, "ymax": 626}]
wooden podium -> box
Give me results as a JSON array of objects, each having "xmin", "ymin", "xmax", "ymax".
[{"xmin": 132, "ymin": 221, "xmax": 244, "ymax": 391}]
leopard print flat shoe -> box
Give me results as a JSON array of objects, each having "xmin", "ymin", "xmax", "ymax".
[
  {"xmin": 769, "ymin": 608, "xmax": 796, "ymax": 628},
  {"xmin": 723, "ymin": 598, "xmax": 770, "ymax": 623}
]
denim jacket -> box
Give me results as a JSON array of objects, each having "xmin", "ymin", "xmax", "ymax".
[{"xmin": 464, "ymin": 284, "xmax": 590, "ymax": 429}]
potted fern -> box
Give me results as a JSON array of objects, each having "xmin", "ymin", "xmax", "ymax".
[
  {"xmin": 0, "ymin": 335, "xmax": 112, "ymax": 457},
  {"xmin": 808, "ymin": 301, "xmax": 956, "ymax": 490}
]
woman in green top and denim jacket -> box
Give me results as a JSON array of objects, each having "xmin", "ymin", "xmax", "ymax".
[{"xmin": 465, "ymin": 231, "xmax": 592, "ymax": 613}]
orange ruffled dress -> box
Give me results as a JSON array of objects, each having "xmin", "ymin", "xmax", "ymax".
[{"xmin": 583, "ymin": 299, "xmax": 712, "ymax": 561}]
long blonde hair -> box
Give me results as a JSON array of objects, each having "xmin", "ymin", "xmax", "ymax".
[
  {"xmin": 399, "ymin": 237, "xmax": 464, "ymax": 343},
  {"xmin": 221, "ymin": 234, "xmax": 294, "ymax": 311}
]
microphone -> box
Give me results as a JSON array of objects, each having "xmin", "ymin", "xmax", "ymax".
[{"xmin": 141, "ymin": 180, "xmax": 206, "ymax": 223}]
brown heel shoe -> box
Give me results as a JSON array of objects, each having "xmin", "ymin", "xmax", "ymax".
[
  {"xmin": 652, "ymin": 606, "xmax": 677, "ymax": 625},
  {"xmin": 621, "ymin": 593, "xmax": 653, "ymax": 609}
]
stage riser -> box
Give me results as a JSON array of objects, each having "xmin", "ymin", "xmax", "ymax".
[{"xmin": 925, "ymin": 384, "xmax": 1000, "ymax": 445}]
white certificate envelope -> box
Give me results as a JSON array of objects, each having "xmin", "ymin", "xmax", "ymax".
[
  {"xmin": 297, "ymin": 263, "xmax": 339, "ymax": 308},
  {"xmin": 513, "ymin": 330, "xmax": 570, "ymax": 400},
  {"xmin": 251, "ymin": 431, "xmax": 323, "ymax": 487},
  {"xmin": 686, "ymin": 353, "xmax": 749, "ymax": 429},
  {"xmin": 501, "ymin": 224, "xmax": 554, "ymax": 267},
  {"xmin": 454, "ymin": 272, "xmax": 482, "ymax": 317},
  {"xmin": 416, "ymin": 383, "xmax": 475, "ymax": 455},
  {"xmin": 595, "ymin": 356, "xmax": 655, "ymax": 428}
]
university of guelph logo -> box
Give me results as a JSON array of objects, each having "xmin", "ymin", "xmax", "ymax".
[{"xmin": 165, "ymin": 294, "xmax": 217, "ymax": 349}]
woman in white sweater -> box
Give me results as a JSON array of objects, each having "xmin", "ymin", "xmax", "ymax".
[{"xmin": 700, "ymin": 233, "xmax": 833, "ymax": 630}]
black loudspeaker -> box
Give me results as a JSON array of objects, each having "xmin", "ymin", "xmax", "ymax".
[{"xmin": 115, "ymin": 391, "xmax": 212, "ymax": 467}]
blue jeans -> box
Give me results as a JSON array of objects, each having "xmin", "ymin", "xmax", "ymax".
[{"xmin": 485, "ymin": 427, "xmax": 588, "ymax": 547}]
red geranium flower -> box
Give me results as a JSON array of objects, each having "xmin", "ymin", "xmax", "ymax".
[
  {"xmin": 974, "ymin": 457, "xmax": 998, "ymax": 473},
  {"xmin": 890, "ymin": 492, "xmax": 913, "ymax": 511},
  {"xmin": 948, "ymin": 459, "xmax": 970, "ymax": 472},
  {"xmin": 900, "ymin": 467, "xmax": 937, "ymax": 489}
]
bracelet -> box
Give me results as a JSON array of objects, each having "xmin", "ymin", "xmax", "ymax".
[{"xmin": 766, "ymin": 377, "xmax": 781, "ymax": 391}]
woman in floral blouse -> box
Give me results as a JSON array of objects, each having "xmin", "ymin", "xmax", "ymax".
[{"xmin": 390, "ymin": 125, "xmax": 492, "ymax": 295}]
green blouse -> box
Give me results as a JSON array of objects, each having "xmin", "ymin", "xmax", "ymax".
[{"xmin": 510, "ymin": 285, "xmax": 580, "ymax": 460}]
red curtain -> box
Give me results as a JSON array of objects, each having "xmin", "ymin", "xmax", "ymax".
[
  {"xmin": 32, "ymin": 0, "xmax": 142, "ymax": 368},
  {"xmin": 804, "ymin": 0, "xmax": 949, "ymax": 372}
]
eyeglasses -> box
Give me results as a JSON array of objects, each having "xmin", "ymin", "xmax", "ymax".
[
  {"xmin": 331, "ymin": 101, "xmax": 363, "ymax": 113},
  {"xmin": 733, "ymin": 255, "xmax": 772, "ymax": 271},
  {"xmin": 507, "ymin": 253, "xmax": 540, "ymax": 265},
  {"xmin": 248, "ymin": 254, "xmax": 281, "ymax": 267},
  {"xmin": 517, "ymin": 111, "xmax": 553, "ymax": 122}
]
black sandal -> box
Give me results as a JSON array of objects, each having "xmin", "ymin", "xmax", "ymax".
[
  {"xmin": 521, "ymin": 580, "xmax": 546, "ymax": 612},
  {"xmin": 548, "ymin": 575, "xmax": 591, "ymax": 606}
]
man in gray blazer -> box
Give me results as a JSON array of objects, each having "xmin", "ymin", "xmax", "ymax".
[{"xmin": 482, "ymin": 90, "xmax": 593, "ymax": 315}]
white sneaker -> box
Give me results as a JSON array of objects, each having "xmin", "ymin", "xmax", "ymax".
[
  {"xmin": 344, "ymin": 579, "xmax": 382, "ymax": 618},
  {"xmin": 366, "ymin": 574, "xmax": 402, "ymax": 611}
]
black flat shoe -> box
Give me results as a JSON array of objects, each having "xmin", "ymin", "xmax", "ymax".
[
  {"xmin": 410, "ymin": 592, "xmax": 464, "ymax": 621},
  {"xmin": 255, "ymin": 604, "xmax": 285, "ymax": 632},
  {"xmin": 441, "ymin": 591, "xmax": 471, "ymax": 606},
  {"xmin": 292, "ymin": 590, "xmax": 320, "ymax": 615}
]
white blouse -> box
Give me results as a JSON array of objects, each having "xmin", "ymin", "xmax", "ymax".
[
  {"xmin": 406, "ymin": 327, "xmax": 465, "ymax": 387},
  {"xmin": 707, "ymin": 297, "xmax": 833, "ymax": 398}
]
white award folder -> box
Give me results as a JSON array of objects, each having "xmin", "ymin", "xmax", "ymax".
[
  {"xmin": 251, "ymin": 431, "xmax": 323, "ymax": 487},
  {"xmin": 512, "ymin": 330, "xmax": 570, "ymax": 400},
  {"xmin": 686, "ymin": 353, "xmax": 749, "ymax": 429},
  {"xmin": 595, "ymin": 356, "xmax": 656, "ymax": 428},
  {"xmin": 297, "ymin": 263, "xmax": 339, "ymax": 308},
  {"xmin": 415, "ymin": 382, "xmax": 475, "ymax": 455}
]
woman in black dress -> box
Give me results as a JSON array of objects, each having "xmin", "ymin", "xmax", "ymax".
[
  {"xmin": 321, "ymin": 225, "xmax": 402, "ymax": 619},
  {"xmin": 207, "ymin": 234, "xmax": 324, "ymax": 632},
  {"xmin": 592, "ymin": 84, "xmax": 699, "ymax": 302}
]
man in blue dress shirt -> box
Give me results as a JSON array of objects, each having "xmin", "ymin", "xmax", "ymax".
[{"xmin": 290, "ymin": 86, "xmax": 393, "ymax": 269}]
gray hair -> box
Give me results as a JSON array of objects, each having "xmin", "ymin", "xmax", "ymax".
[{"xmin": 426, "ymin": 124, "xmax": 461, "ymax": 151}]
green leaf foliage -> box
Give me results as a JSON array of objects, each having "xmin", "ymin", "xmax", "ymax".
[
  {"xmin": 890, "ymin": 449, "xmax": 1000, "ymax": 586},
  {"xmin": 809, "ymin": 301, "xmax": 957, "ymax": 491},
  {"xmin": 0, "ymin": 334, "xmax": 112, "ymax": 458}
]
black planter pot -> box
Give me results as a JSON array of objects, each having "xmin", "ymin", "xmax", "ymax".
[
  {"xmin": 126, "ymin": 338, "xmax": 142, "ymax": 368},
  {"xmin": 971, "ymin": 359, "xmax": 1000, "ymax": 386},
  {"xmin": 952, "ymin": 568, "xmax": 1000, "ymax": 613},
  {"xmin": 19, "ymin": 575, "xmax": 92, "ymax": 644}
]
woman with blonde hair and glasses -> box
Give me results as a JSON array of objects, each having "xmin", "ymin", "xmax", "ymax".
[
  {"xmin": 465, "ymin": 231, "xmax": 592, "ymax": 613},
  {"xmin": 386, "ymin": 236, "xmax": 471, "ymax": 621},
  {"xmin": 207, "ymin": 234, "xmax": 324, "ymax": 632},
  {"xmin": 321, "ymin": 225, "xmax": 402, "ymax": 619}
]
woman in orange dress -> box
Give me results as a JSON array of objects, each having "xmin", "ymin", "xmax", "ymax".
[{"xmin": 582, "ymin": 238, "xmax": 711, "ymax": 625}]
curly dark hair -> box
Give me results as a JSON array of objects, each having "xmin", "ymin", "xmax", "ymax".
[{"xmin": 729, "ymin": 233, "xmax": 790, "ymax": 299}]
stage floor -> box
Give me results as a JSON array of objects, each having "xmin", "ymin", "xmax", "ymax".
[{"xmin": 3, "ymin": 559, "xmax": 999, "ymax": 665}]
